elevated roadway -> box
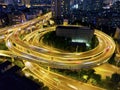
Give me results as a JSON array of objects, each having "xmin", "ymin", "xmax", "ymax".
[
  {"xmin": 6, "ymin": 26, "xmax": 115, "ymax": 69},
  {"xmin": 0, "ymin": 12, "xmax": 115, "ymax": 90}
]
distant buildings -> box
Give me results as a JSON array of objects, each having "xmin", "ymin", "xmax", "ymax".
[
  {"xmin": 0, "ymin": 0, "xmax": 119, "ymax": 33},
  {"xmin": 112, "ymin": 0, "xmax": 120, "ymax": 10},
  {"xmin": 8, "ymin": 10, "xmax": 26, "ymax": 24},
  {"xmin": 51, "ymin": 0, "xmax": 106, "ymax": 24},
  {"xmin": 51, "ymin": 0, "xmax": 70, "ymax": 23},
  {"xmin": 83, "ymin": 0, "xmax": 103, "ymax": 11},
  {"xmin": 0, "ymin": 0, "xmax": 21, "ymax": 5},
  {"xmin": 104, "ymin": 0, "xmax": 113, "ymax": 4},
  {"xmin": 103, "ymin": 0, "xmax": 119, "ymax": 5},
  {"xmin": 0, "ymin": 1, "xmax": 48, "ymax": 26}
]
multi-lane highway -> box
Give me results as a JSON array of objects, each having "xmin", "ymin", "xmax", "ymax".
[
  {"xmin": 5, "ymin": 26, "xmax": 115, "ymax": 69},
  {"xmin": 0, "ymin": 12, "xmax": 115, "ymax": 90},
  {"xmin": 24, "ymin": 61, "xmax": 105, "ymax": 90}
]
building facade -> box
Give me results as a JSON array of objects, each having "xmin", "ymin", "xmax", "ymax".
[
  {"xmin": 0, "ymin": 0, "xmax": 30, "ymax": 5},
  {"xmin": 51, "ymin": 0, "xmax": 70, "ymax": 19},
  {"xmin": 83, "ymin": 0, "xmax": 103, "ymax": 11},
  {"xmin": 56, "ymin": 25, "xmax": 94, "ymax": 43}
]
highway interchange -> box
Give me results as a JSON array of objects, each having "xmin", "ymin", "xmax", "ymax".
[{"xmin": 0, "ymin": 12, "xmax": 116, "ymax": 90}]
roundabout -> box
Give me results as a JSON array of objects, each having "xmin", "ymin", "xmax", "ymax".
[
  {"xmin": 6, "ymin": 26, "xmax": 115, "ymax": 69},
  {"xmin": 0, "ymin": 12, "xmax": 116, "ymax": 90}
]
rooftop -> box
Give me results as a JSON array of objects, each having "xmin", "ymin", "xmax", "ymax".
[{"xmin": 56, "ymin": 25, "xmax": 92, "ymax": 30}]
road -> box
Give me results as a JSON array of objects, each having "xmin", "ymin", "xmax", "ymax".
[
  {"xmin": 6, "ymin": 26, "xmax": 115, "ymax": 69},
  {"xmin": 94, "ymin": 63, "xmax": 120, "ymax": 79},
  {"xmin": 0, "ymin": 12, "xmax": 116, "ymax": 90},
  {"xmin": 24, "ymin": 61, "xmax": 105, "ymax": 90}
]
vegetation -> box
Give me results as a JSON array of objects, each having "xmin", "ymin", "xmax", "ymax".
[
  {"xmin": 51, "ymin": 68, "xmax": 120, "ymax": 90},
  {"xmin": 101, "ymin": 73, "xmax": 120, "ymax": 90},
  {"xmin": 43, "ymin": 31, "xmax": 98, "ymax": 52},
  {"xmin": 108, "ymin": 53, "xmax": 116, "ymax": 65},
  {"xmin": 108, "ymin": 52, "xmax": 120, "ymax": 67},
  {"xmin": 14, "ymin": 59, "xmax": 25, "ymax": 68},
  {"xmin": 51, "ymin": 68, "xmax": 101, "ymax": 85},
  {"xmin": 0, "ymin": 41, "xmax": 8, "ymax": 50}
]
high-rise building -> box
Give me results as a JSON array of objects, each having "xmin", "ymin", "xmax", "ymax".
[
  {"xmin": 83, "ymin": 0, "xmax": 103, "ymax": 11},
  {"xmin": 112, "ymin": 0, "xmax": 120, "ymax": 11},
  {"xmin": 0, "ymin": 0, "xmax": 4, "ymax": 3},
  {"xmin": 0, "ymin": 0, "xmax": 22, "ymax": 5},
  {"xmin": 92, "ymin": 0, "xmax": 103, "ymax": 10},
  {"xmin": 70, "ymin": 0, "xmax": 81, "ymax": 5},
  {"xmin": 0, "ymin": 0, "xmax": 30, "ymax": 5},
  {"xmin": 3, "ymin": 0, "xmax": 14, "ymax": 5},
  {"xmin": 30, "ymin": 0, "xmax": 51, "ymax": 5},
  {"xmin": 70, "ymin": 0, "xmax": 83, "ymax": 10},
  {"xmin": 104, "ymin": 0, "xmax": 112, "ymax": 4},
  {"xmin": 30, "ymin": 0, "xmax": 41, "ymax": 5},
  {"xmin": 103, "ymin": 0, "xmax": 120, "ymax": 5},
  {"xmin": 83, "ymin": 0, "xmax": 92, "ymax": 11},
  {"xmin": 51, "ymin": 0, "xmax": 70, "ymax": 19},
  {"xmin": 22, "ymin": 0, "xmax": 30, "ymax": 5}
]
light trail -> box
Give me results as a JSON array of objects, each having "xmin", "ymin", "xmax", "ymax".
[
  {"xmin": 6, "ymin": 27, "xmax": 115, "ymax": 69},
  {"xmin": 0, "ymin": 12, "xmax": 115, "ymax": 90}
]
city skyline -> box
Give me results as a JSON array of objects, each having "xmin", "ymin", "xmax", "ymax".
[
  {"xmin": 0, "ymin": 11, "xmax": 118, "ymax": 90},
  {"xmin": 0, "ymin": 0, "xmax": 120, "ymax": 5},
  {"xmin": 0, "ymin": 0, "xmax": 120, "ymax": 90}
]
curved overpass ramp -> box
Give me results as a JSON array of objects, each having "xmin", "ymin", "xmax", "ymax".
[{"xmin": 6, "ymin": 26, "xmax": 115, "ymax": 69}]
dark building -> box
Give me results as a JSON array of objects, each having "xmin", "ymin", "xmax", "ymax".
[
  {"xmin": 51, "ymin": 0, "xmax": 70, "ymax": 24},
  {"xmin": 56, "ymin": 25, "xmax": 94, "ymax": 44},
  {"xmin": 51, "ymin": 0, "xmax": 70, "ymax": 18}
]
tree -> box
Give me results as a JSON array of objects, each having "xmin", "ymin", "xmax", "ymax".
[
  {"xmin": 108, "ymin": 53, "xmax": 116, "ymax": 65},
  {"xmin": 93, "ymin": 74, "xmax": 101, "ymax": 83},
  {"xmin": 86, "ymin": 69, "xmax": 95, "ymax": 82},
  {"xmin": 42, "ymin": 86, "xmax": 49, "ymax": 90},
  {"xmin": 111, "ymin": 73, "xmax": 120, "ymax": 84}
]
